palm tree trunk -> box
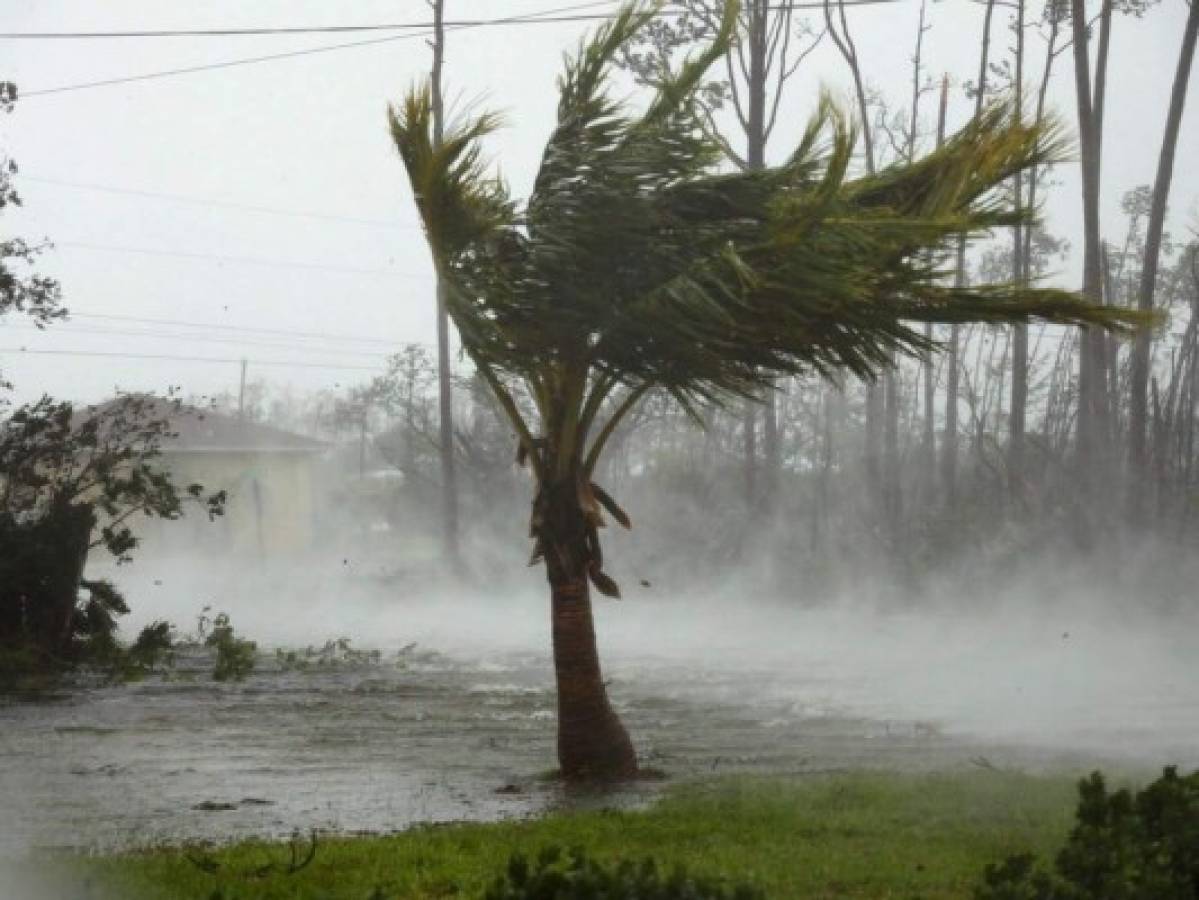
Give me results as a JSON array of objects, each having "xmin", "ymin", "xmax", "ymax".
[
  {"xmin": 539, "ymin": 482, "xmax": 636, "ymax": 780},
  {"xmin": 550, "ymin": 573, "xmax": 636, "ymax": 779}
]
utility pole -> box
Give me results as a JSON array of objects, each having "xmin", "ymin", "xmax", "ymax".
[
  {"xmin": 238, "ymin": 358, "xmax": 248, "ymax": 420},
  {"xmin": 429, "ymin": 0, "xmax": 461, "ymax": 569}
]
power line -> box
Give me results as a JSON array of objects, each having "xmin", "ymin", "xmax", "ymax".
[
  {"xmin": 0, "ymin": 3, "xmax": 620, "ymax": 39},
  {"xmin": 52, "ymin": 239, "xmax": 430, "ymax": 279},
  {"xmin": 66, "ymin": 311, "xmax": 406, "ymax": 346},
  {"xmin": 2, "ymin": 1, "xmax": 898, "ymax": 40},
  {"xmin": 0, "ymin": 346, "xmax": 386, "ymax": 372},
  {"xmin": 17, "ymin": 173, "xmax": 420, "ymax": 230},
  {"xmin": 17, "ymin": 1, "xmax": 902, "ymax": 98},
  {"xmin": 4, "ymin": 321, "xmax": 399, "ymax": 356},
  {"xmin": 16, "ymin": 1, "xmax": 620, "ymax": 98}
]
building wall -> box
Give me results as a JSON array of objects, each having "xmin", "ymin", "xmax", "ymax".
[{"xmin": 144, "ymin": 451, "xmax": 319, "ymax": 557}]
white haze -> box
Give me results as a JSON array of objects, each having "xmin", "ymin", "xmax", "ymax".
[{"xmin": 95, "ymin": 542, "xmax": 1199, "ymax": 771}]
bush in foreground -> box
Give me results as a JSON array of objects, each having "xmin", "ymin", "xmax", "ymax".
[{"xmin": 976, "ymin": 766, "xmax": 1199, "ymax": 899}]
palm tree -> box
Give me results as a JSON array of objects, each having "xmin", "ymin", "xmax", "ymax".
[{"xmin": 388, "ymin": 2, "xmax": 1138, "ymax": 780}]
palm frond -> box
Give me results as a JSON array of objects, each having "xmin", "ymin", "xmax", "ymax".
[{"xmin": 388, "ymin": 1, "xmax": 1146, "ymax": 470}]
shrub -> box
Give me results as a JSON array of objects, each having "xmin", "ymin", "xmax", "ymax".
[
  {"xmin": 205, "ymin": 613, "xmax": 256, "ymax": 682},
  {"xmin": 0, "ymin": 394, "xmax": 224, "ymax": 688},
  {"xmin": 275, "ymin": 637, "xmax": 381, "ymax": 672},
  {"xmin": 976, "ymin": 767, "xmax": 1199, "ymax": 900},
  {"xmin": 484, "ymin": 846, "xmax": 764, "ymax": 900}
]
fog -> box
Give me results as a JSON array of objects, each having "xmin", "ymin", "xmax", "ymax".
[{"xmin": 100, "ymin": 544, "xmax": 1199, "ymax": 768}]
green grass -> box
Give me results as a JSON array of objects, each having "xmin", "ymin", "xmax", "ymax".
[{"xmin": 61, "ymin": 771, "xmax": 1081, "ymax": 899}]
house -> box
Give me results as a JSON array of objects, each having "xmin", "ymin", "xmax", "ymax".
[{"xmin": 104, "ymin": 398, "xmax": 329, "ymax": 558}]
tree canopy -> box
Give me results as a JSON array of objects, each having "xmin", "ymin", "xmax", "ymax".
[
  {"xmin": 0, "ymin": 82, "xmax": 63, "ymax": 338},
  {"xmin": 389, "ymin": 0, "xmax": 1139, "ymax": 544}
]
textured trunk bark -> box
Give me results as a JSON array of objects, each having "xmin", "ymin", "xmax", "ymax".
[
  {"xmin": 550, "ymin": 573, "xmax": 637, "ymax": 779},
  {"xmin": 537, "ymin": 480, "xmax": 636, "ymax": 780}
]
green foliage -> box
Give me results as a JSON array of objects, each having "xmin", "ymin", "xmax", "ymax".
[
  {"xmin": 0, "ymin": 394, "xmax": 226, "ymax": 688},
  {"xmin": 388, "ymin": 0, "xmax": 1143, "ymax": 596},
  {"xmin": 77, "ymin": 772, "xmax": 1078, "ymax": 899},
  {"xmin": 204, "ymin": 613, "xmax": 257, "ymax": 682},
  {"xmin": 485, "ymin": 845, "xmax": 764, "ymax": 900},
  {"xmin": 391, "ymin": 1, "xmax": 1135, "ymax": 410},
  {"xmin": 127, "ymin": 620, "xmax": 176, "ymax": 671},
  {"xmin": 275, "ymin": 637, "xmax": 382, "ymax": 672},
  {"xmin": 1, "ymin": 81, "xmax": 64, "ymax": 331},
  {"xmin": 976, "ymin": 767, "xmax": 1199, "ymax": 900}
]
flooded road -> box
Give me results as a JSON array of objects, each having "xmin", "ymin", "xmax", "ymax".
[
  {"xmin": 0, "ymin": 647, "xmax": 983, "ymax": 857},
  {"xmin": 2, "ymin": 568, "xmax": 1197, "ymax": 857}
]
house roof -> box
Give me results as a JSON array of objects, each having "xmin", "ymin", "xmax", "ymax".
[{"xmin": 84, "ymin": 395, "xmax": 328, "ymax": 455}]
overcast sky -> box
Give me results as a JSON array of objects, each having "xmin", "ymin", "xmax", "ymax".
[{"xmin": 3, "ymin": 0, "xmax": 1196, "ymax": 408}]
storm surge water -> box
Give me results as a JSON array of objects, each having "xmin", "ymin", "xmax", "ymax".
[{"xmin": 2, "ymin": 549, "xmax": 1195, "ymax": 857}]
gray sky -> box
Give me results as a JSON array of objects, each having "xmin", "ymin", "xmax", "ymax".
[{"xmin": 3, "ymin": 0, "xmax": 1196, "ymax": 407}]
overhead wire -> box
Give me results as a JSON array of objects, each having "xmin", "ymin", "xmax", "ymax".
[
  {"xmin": 2, "ymin": 1, "xmax": 901, "ymax": 40},
  {"xmin": 14, "ymin": 0, "xmax": 903, "ymax": 98},
  {"xmin": 15, "ymin": 0, "xmax": 622, "ymax": 98},
  {"xmin": 51, "ymin": 239, "xmax": 429, "ymax": 279},
  {"xmin": 4, "ymin": 0, "xmax": 900, "ymax": 381},
  {"xmin": 16, "ymin": 173, "xmax": 419, "ymax": 230},
  {"xmin": 64, "ymin": 312, "xmax": 407, "ymax": 346},
  {"xmin": 0, "ymin": 347, "xmax": 387, "ymax": 372},
  {"xmin": 3, "ymin": 321, "xmax": 400, "ymax": 356}
]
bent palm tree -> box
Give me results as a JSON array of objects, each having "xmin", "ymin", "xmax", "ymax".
[{"xmin": 389, "ymin": 2, "xmax": 1137, "ymax": 779}]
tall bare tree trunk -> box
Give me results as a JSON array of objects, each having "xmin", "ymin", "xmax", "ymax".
[
  {"xmin": 884, "ymin": 0, "xmax": 929, "ymax": 535},
  {"xmin": 430, "ymin": 0, "xmax": 460, "ymax": 566},
  {"xmin": 1128, "ymin": 0, "xmax": 1199, "ymax": 517},
  {"xmin": 745, "ymin": 0, "xmax": 773, "ymax": 512},
  {"xmin": 922, "ymin": 74, "xmax": 949, "ymax": 508},
  {"xmin": 743, "ymin": 405, "xmax": 757, "ymax": 508},
  {"xmin": 1091, "ymin": 0, "xmax": 1114, "ymax": 446},
  {"xmin": 825, "ymin": 0, "xmax": 883, "ymax": 518},
  {"xmin": 945, "ymin": 0, "xmax": 997, "ymax": 508},
  {"xmin": 1071, "ymin": 0, "xmax": 1110, "ymax": 494},
  {"xmin": 1009, "ymin": 0, "xmax": 1028, "ymax": 496}
]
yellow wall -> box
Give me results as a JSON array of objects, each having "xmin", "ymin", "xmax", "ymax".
[{"xmin": 143, "ymin": 451, "xmax": 319, "ymax": 558}]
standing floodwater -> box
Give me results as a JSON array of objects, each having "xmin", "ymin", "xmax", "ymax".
[{"xmin": 3, "ymin": 586, "xmax": 1197, "ymax": 857}]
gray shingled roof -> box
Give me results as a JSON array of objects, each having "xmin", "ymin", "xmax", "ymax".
[{"xmin": 86, "ymin": 395, "xmax": 328, "ymax": 455}]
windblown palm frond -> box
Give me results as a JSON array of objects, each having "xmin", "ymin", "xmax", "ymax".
[{"xmin": 388, "ymin": 0, "xmax": 1141, "ymax": 498}]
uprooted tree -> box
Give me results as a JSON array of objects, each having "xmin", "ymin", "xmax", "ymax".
[{"xmin": 388, "ymin": 1, "xmax": 1142, "ymax": 779}]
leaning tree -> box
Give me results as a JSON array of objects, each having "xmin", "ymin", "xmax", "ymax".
[{"xmin": 388, "ymin": 2, "xmax": 1139, "ymax": 779}]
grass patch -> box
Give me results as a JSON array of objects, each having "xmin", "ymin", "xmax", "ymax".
[{"xmin": 61, "ymin": 771, "xmax": 1080, "ymax": 899}]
